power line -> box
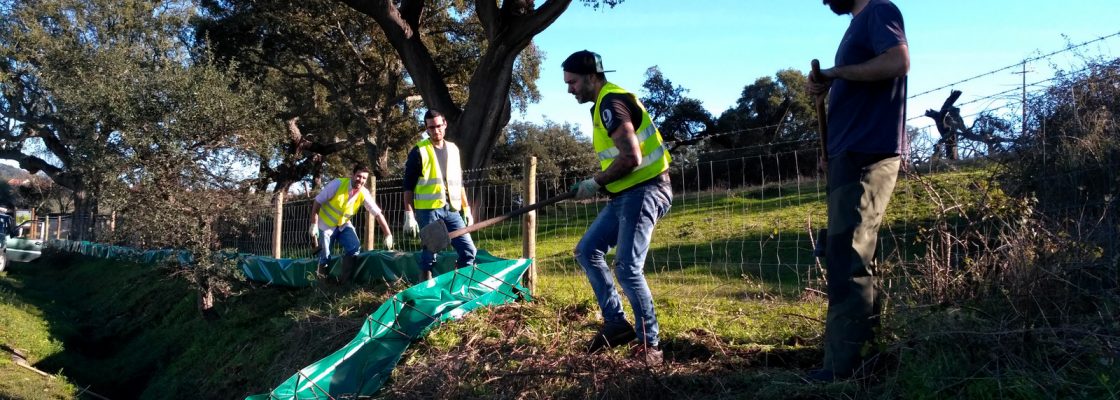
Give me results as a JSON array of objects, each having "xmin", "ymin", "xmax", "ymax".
[
  {"xmin": 908, "ymin": 30, "xmax": 1120, "ymax": 100},
  {"xmin": 905, "ymin": 62, "xmax": 1111, "ymax": 123}
]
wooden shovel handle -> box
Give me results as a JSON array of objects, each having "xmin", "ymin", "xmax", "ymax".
[
  {"xmin": 447, "ymin": 191, "xmax": 577, "ymax": 240},
  {"xmin": 811, "ymin": 59, "xmax": 829, "ymax": 166}
]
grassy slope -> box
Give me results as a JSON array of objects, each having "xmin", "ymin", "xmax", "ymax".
[
  {"xmin": 0, "ymin": 273, "xmax": 76, "ymax": 399},
  {"xmin": 5, "ymin": 167, "xmax": 1113, "ymax": 399}
]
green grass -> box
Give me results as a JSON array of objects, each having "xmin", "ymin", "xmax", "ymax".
[
  {"xmin": 4, "ymin": 164, "xmax": 1114, "ymax": 399},
  {"xmin": 0, "ymin": 272, "xmax": 77, "ymax": 399}
]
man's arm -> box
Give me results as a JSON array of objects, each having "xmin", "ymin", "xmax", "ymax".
[
  {"xmin": 593, "ymin": 120, "xmax": 642, "ymax": 186},
  {"xmin": 809, "ymin": 44, "xmax": 909, "ymax": 97},
  {"xmin": 375, "ymin": 213, "xmax": 392, "ymax": 237},
  {"xmin": 310, "ymin": 201, "xmax": 321, "ymax": 225},
  {"xmin": 825, "ymin": 44, "xmax": 909, "ymax": 81},
  {"xmin": 402, "ymin": 147, "xmax": 421, "ymax": 213}
]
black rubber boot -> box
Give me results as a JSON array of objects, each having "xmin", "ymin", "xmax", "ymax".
[{"xmin": 338, "ymin": 255, "xmax": 356, "ymax": 285}]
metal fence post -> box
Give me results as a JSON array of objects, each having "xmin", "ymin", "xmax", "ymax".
[
  {"xmin": 56, "ymin": 215, "xmax": 62, "ymax": 240},
  {"xmin": 272, "ymin": 190, "xmax": 285, "ymax": 259},
  {"xmin": 522, "ymin": 156, "xmax": 537, "ymax": 294},
  {"xmin": 365, "ymin": 176, "xmax": 377, "ymax": 251}
]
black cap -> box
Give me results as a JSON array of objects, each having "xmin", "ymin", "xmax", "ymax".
[{"xmin": 562, "ymin": 50, "xmax": 615, "ymax": 74}]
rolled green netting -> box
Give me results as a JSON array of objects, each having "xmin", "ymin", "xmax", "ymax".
[
  {"xmin": 239, "ymin": 249, "xmax": 509, "ymax": 288},
  {"xmin": 246, "ymin": 258, "xmax": 532, "ymax": 399}
]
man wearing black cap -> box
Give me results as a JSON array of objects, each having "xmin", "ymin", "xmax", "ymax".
[
  {"xmin": 562, "ymin": 50, "xmax": 673, "ymax": 365},
  {"xmin": 807, "ymin": 0, "xmax": 909, "ymax": 382}
]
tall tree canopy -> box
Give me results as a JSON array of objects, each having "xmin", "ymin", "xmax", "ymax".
[
  {"xmin": 334, "ymin": 0, "xmax": 622, "ymax": 176},
  {"xmin": 1, "ymin": 0, "xmax": 188, "ymax": 237},
  {"xmin": 196, "ymin": 0, "xmax": 425, "ymax": 190},
  {"xmin": 641, "ymin": 65, "xmax": 714, "ymax": 144},
  {"xmin": 713, "ymin": 68, "xmax": 816, "ymax": 150},
  {"xmin": 1, "ymin": 0, "xmax": 281, "ymax": 240}
]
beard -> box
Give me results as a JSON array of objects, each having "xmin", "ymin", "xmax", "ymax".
[{"xmin": 824, "ymin": 0, "xmax": 855, "ymax": 15}]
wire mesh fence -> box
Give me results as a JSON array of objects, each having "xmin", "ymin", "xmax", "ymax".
[
  {"xmin": 188, "ymin": 142, "xmax": 933, "ymax": 301},
  {"xmin": 30, "ymin": 134, "xmax": 1117, "ymax": 308}
]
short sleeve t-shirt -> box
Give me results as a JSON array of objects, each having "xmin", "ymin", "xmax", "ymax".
[
  {"xmin": 591, "ymin": 92, "xmax": 642, "ymax": 137},
  {"xmin": 827, "ymin": 0, "xmax": 907, "ymax": 157}
]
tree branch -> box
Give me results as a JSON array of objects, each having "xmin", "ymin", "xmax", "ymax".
[
  {"xmin": 338, "ymin": 0, "xmax": 460, "ymax": 121},
  {"xmin": 476, "ymin": 0, "xmax": 500, "ymax": 37}
]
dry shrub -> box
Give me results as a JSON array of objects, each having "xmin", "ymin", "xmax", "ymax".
[{"xmin": 883, "ymin": 58, "xmax": 1120, "ymax": 399}]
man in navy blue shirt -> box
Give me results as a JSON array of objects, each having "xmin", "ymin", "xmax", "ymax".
[{"xmin": 807, "ymin": 0, "xmax": 909, "ymax": 382}]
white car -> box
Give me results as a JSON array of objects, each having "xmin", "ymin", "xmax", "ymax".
[{"xmin": 1, "ymin": 219, "xmax": 41, "ymax": 271}]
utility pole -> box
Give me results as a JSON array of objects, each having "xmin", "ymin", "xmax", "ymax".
[
  {"xmin": 1021, "ymin": 61, "xmax": 1027, "ymax": 135},
  {"xmin": 1011, "ymin": 60, "xmax": 1032, "ymax": 137}
]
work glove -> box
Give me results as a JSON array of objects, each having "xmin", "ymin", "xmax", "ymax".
[
  {"xmin": 383, "ymin": 234, "xmax": 394, "ymax": 250},
  {"xmin": 309, "ymin": 224, "xmax": 319, "ymax": 239},
  {"xmin": 462, "ymin": 207, "xmax": 474, "ymax": 226},
  {"xmin": 404, "ymin": 211, "xmax": 419, "ymax": 237},
  {"xmin": 571, "ymin": 177, "xmax": 601, "ymax": 200}
]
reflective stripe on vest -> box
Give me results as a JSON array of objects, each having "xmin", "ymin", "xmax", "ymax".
[
  {"xmin": 318, "ymin": 178, "xmax": 364, "ymax": 228},
  {"xmin": 413, "ymin": 139, "xmax": 464, "ymax": 210},
  {"xmin": 592, "ymin": 82, "xmax": 672, "ymax": 193}
]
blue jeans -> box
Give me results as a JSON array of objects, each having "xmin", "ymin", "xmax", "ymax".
[
  {"xmin": 416, "ymin": 206, "xmax": 477, "ymax": 272},
  {"xmin": 574, "ymin": 181, "xmax": 672, "ymax": 347},
  {"xmin": 317, "ymin": 224, "xmax": 360, "ymax": 266}
]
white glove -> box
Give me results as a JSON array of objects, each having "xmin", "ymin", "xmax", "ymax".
[
  {"xmin": 383, "ymin": 234, "xmax": 394, "ymax": 250},
  {"xmin": 462, "ymin": 207, "xmax": 474, "ymax": 226},
  {"xmin": 572, "ymin": 177, "xmax": 601, "ymax": 200},
  {"xmin": 309, "ymin": 224, "xmax": 319, "ymax": 239},
  {"xmin": 405, "ymin": 211, "xmax": 419, "ymax": 237}
]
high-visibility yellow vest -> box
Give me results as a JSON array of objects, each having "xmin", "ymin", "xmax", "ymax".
[
  {"xmin": 592, "ymin": 82, "xmax": 672, "ymax": 193},
  {"xmin": 318, "ymin": 178, "xmax": 364, "ymax": 228},
  {"xmin": 412, "ymin": 139, "xmax": 464, "ymax": 210}
]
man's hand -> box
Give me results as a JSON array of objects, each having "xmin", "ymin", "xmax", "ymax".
[
  {"xmin": 383, "ymin": 234, "xmax": 394, "ymax": 250},
  {"xmin": 405, "ymin": 211, "xmax": 419, "ymax": 237},
  {"xmin": 810, "ymin": 60, "xmax": 837, "ymax": 98},
  {"xmin": 571, "ymin": 177, "xmax": 601, "ymax": 200},
  {"xmin": 462, "ymin": 207, "xmax": 474, "ymax": 226}
]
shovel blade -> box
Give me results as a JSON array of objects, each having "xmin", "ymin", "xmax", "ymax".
[{"xmin": 420, "ymin": 219, "xmax": 450, "ymax": 253}]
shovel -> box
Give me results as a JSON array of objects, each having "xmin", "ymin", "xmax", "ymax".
[{"xmin": 420, "ymin": 190, "xmax": 576, "ymax": 252}]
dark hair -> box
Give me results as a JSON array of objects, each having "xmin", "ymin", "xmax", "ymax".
[
  {"xmin": 352, "ymin": 163, "xmax": 371, "ymax": 174},
  {"xmin": 423, "ymin": 109, "xmax": 444, "ymax": 121}
]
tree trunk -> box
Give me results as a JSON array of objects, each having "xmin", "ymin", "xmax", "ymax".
[
  {"xmin": 70, "ymin": 187, "xmax": 98, "ymax": 241},
  {"xmin": 337, "ymin": 0, "xmax": 572, "ymax": 172},
  {"xmin": 456, "ymin": 49, "xmax": 518, "ymax": 176}
]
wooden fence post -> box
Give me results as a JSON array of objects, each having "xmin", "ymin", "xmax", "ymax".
[
  {"xmin": 56, "ymin": 215, "xmax": 62, "ymax": 240},
  {"xmin": 28, "ymin": 209, "xmax": 37, "ymax": 239},
  {"xmin": 522, "ymin": 156, "xmax": 538, "ymax": 294},
  {"xmin": 272, "ymin": 191, "xmax": 284, "ymax": 259},
  {"xmin": 43, "ymin": 216, "xmax": 50, "ymax": 241},
  {"xmin": 365, "ymin": 176, "xmax": 376, "ymax": 251}
]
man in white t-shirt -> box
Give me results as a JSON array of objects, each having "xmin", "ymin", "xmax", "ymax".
[{"xmin": 309, "ymin": 163, "xmax": 394, "ymax": 283}]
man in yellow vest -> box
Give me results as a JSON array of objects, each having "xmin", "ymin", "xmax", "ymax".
[
  {"xmin": 309, "ymin": 163, "xmax": 394, "ymax": 284},
  {"xmin": 402, "ymin": 109, "xmax": 477, "ymax": 282},
  {"xmin": 563, "ymin": 50, "xmax": 673, "ymax": 365}
]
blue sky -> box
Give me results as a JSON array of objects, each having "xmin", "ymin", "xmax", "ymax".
[{"xmin": 519, "ymin": 0, "xmax": 1120, "ymax": 138}]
